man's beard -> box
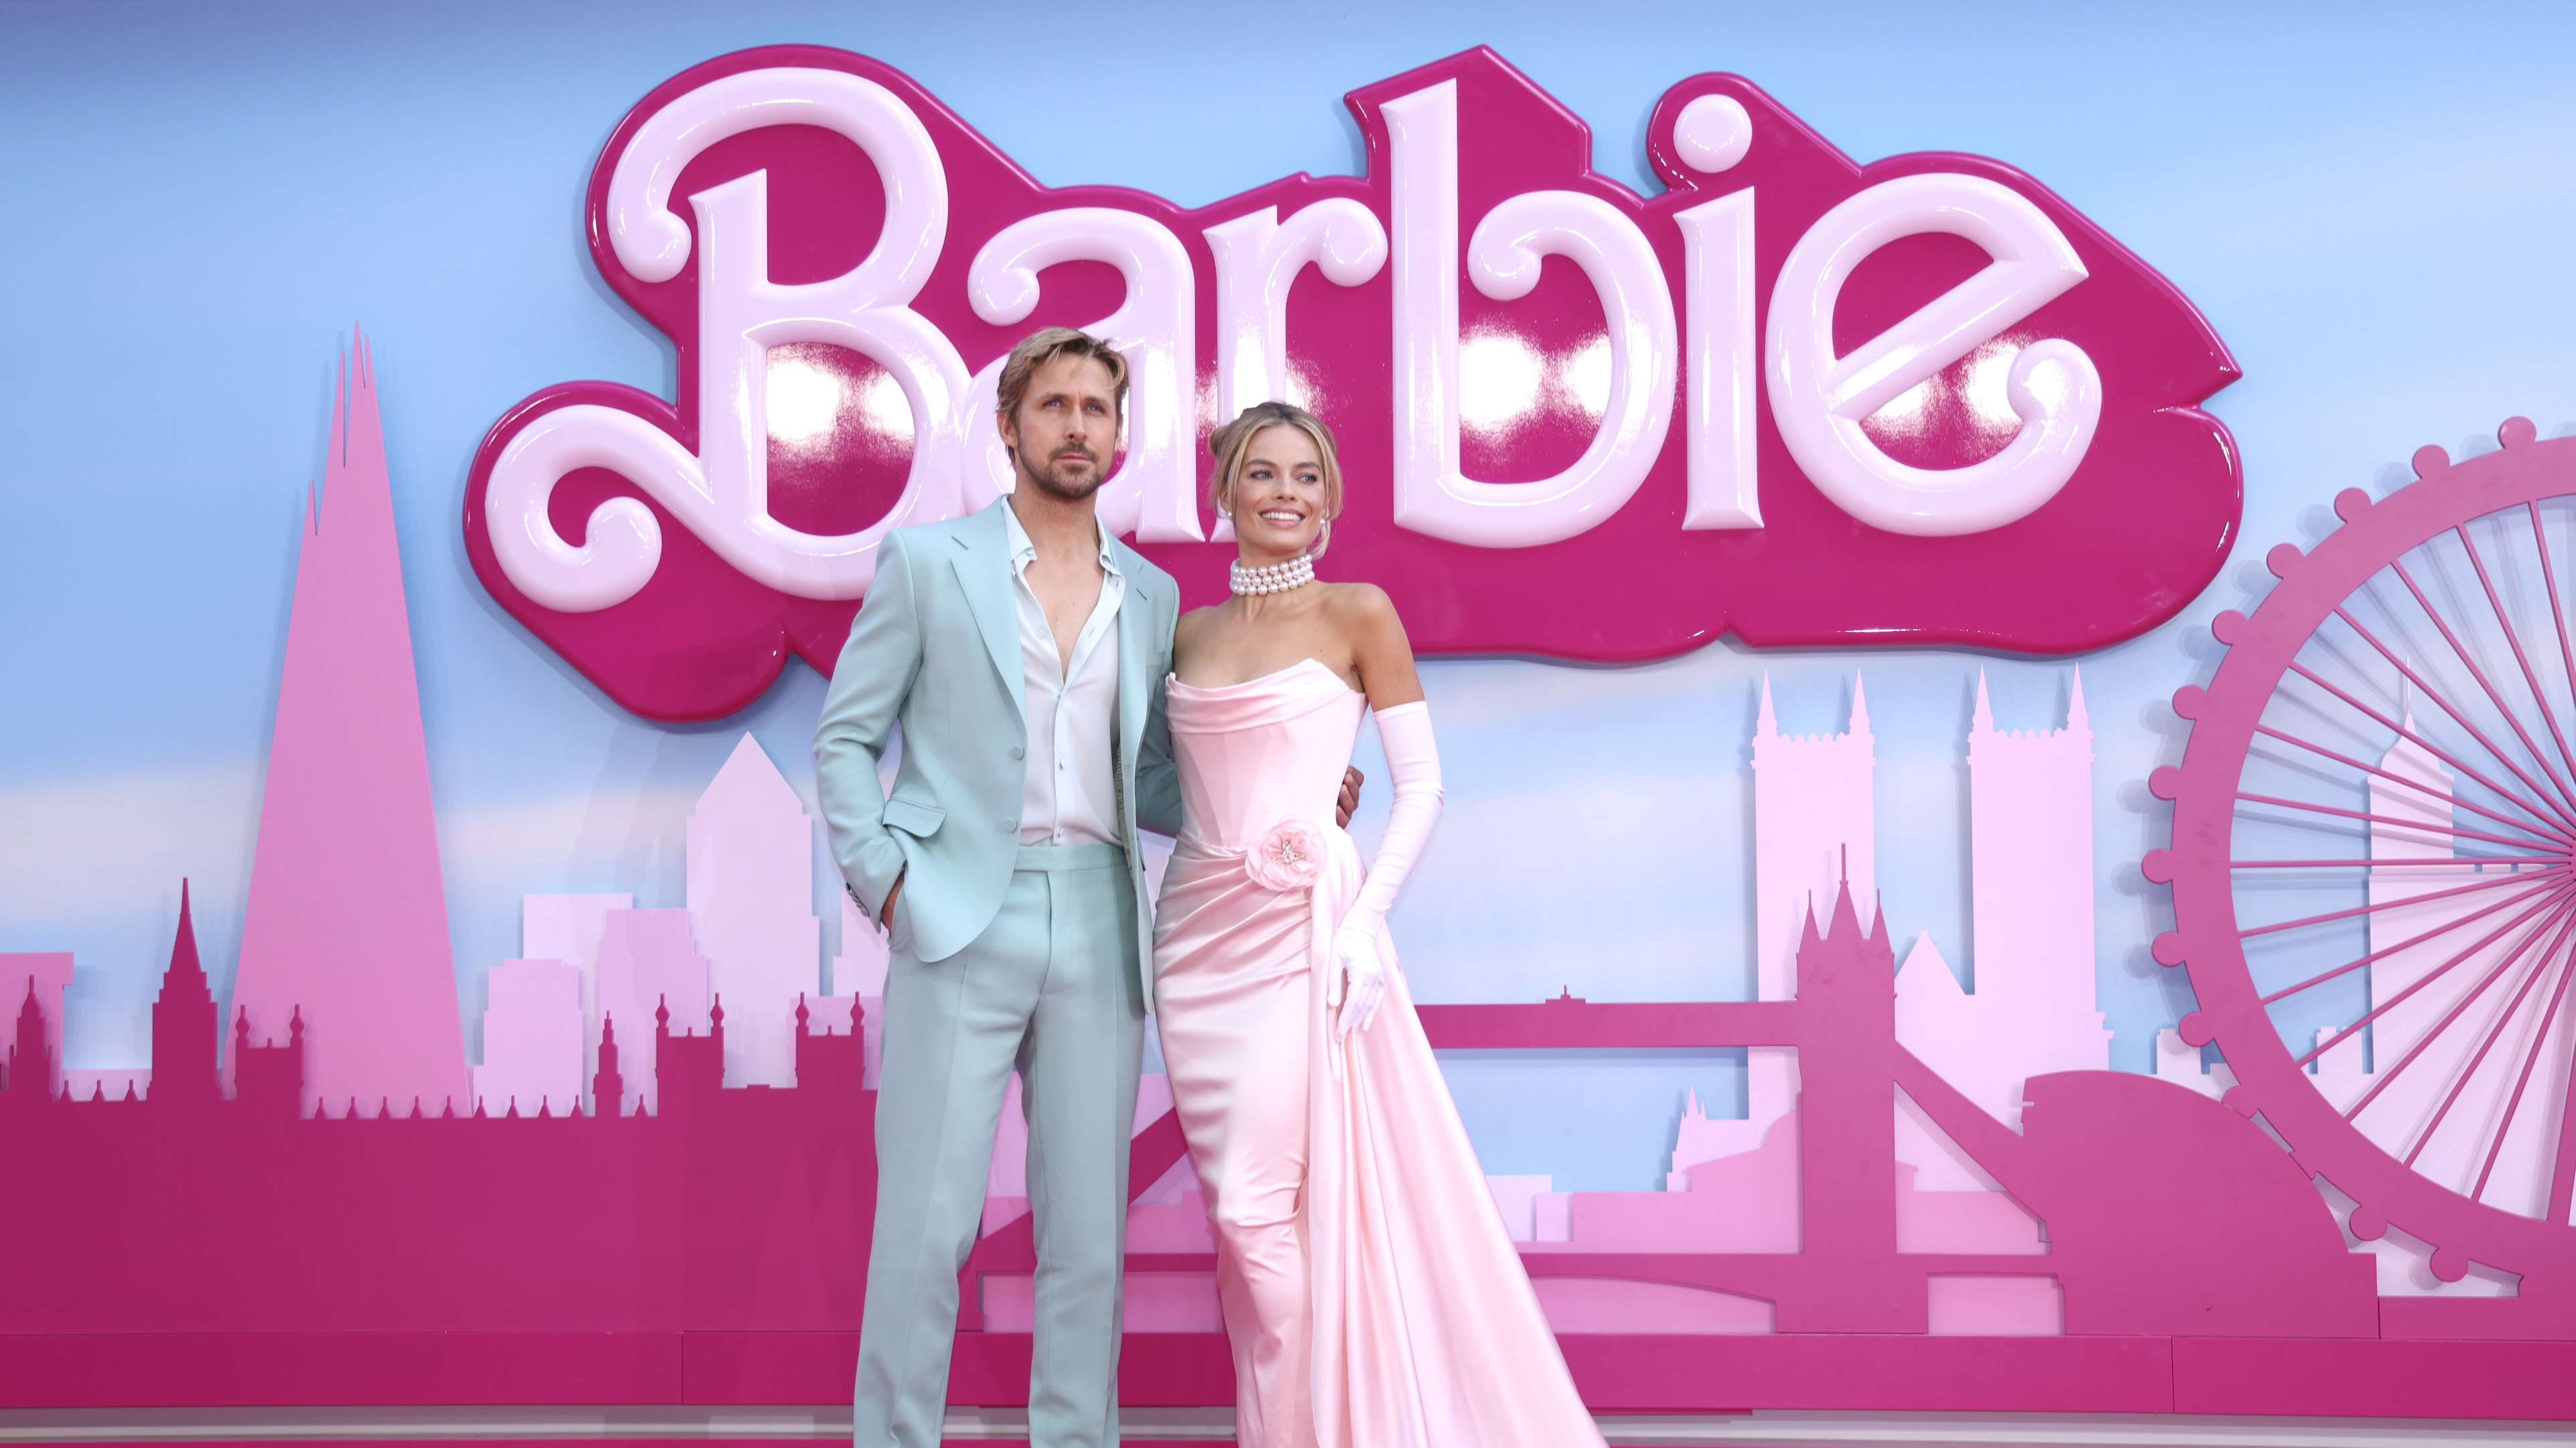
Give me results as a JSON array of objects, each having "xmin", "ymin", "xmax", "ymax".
[{"xmin": 1021, "ymin": 446, "xmax": 1105, "ymax": 500}]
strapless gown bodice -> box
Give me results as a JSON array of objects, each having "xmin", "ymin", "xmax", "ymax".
[{"xmin": 1166, "ymin": 657, "xmax": 1365, "ymax": 857}]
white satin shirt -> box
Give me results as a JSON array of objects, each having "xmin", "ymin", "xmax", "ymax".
[{"xmin": 1002, "ymin": 501, "xmax": 1125, "ymax": 848}]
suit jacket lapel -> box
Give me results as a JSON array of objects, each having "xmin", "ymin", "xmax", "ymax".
[
  {"xmin": 952, "ymin": 501, "xmax": 1026, "ymax": 729},
  {"xmin": 1113, "ymin": 552, "xmax": 1155, "ymax": 782}
]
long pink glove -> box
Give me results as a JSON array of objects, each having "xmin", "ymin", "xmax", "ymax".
[{"xmin": 1333, "ymin": 700, "xmax": 1441, "ymax": 1039}]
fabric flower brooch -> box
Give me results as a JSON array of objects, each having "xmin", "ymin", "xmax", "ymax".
[{"xmin": 1246, "ymin": 818, "xmax": 1327, "ymax": 891}]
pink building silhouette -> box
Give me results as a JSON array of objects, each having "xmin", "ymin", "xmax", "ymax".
[
  {"xmin": 149, "ymin": 883, "xmax": 221, "ymax": 1106},
  {"xmin": 229, "ymin": 339, "xmax": 468, "ymax": 1115},
  {"xmin": 590, "ymin": 1011, "xmax": 626, "ymax": 1116},
  {"xmin": 1533, "ymin": 884, "xmax": 2054, "ymax": 1335},
  {"xmin": 593, "ymin": 909, "xmax": 709, "ymax": 1115},
  {"xmin": 474, "ymin": 958, "xmax": 584, "ymax": 1116},
  {"xmin": 0, "ymin": 953, "xmax": 72, "ymax": 1102},
  {"xmin": 484, "ymin": 737, "xmax": 831, "ymax": 1105},
  {"xmin": 1670, "ymin": 674, "xmax": 1873, "ymax": 1191},
  {"xmin": 688, "ymin": 735, "xmax": 823, "ymax": 1088},
  {"xmin": 7, "ymin": 979, "xmax": 54, "ymax": 1106},
  {"xmin": 1520, "ymin": 668, "xmax": 2108, "ymax": 1325},
  {"xmin": 230, "ymin": 1003, "xmax": 305, "ymax": 1114},
  {"xmin": 521, "ymin": 892, "xmax": 630, "ymax": 1110},
  {"xmin": 1896, "ymin": 670, "xmax": 2110, "ymax": 1191}
]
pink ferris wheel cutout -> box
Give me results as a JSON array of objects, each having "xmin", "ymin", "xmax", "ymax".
[{"xmin": 2151, "ymin": 417, "xmax": 2576, "ymax": 1313}]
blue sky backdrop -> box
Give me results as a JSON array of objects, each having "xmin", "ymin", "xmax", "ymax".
[{"xmin": 6, "ymin": 1, "xmax": 2576, "ymax": 1188}]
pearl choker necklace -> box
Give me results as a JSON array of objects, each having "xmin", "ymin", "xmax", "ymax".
[{"xmin": 1230, "ymin": 554, "xmax": 1315, "ymax": 595}]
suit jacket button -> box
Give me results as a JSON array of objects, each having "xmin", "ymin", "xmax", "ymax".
[
  {"xmin": 1004, "ymin": 818, "xmax": 1017, "ymax": 832},
  {"xmin": 1010, "ymin": 745, "xmax": 1024, "ymax": 759}
]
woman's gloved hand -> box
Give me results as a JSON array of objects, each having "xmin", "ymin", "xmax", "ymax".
[{"xmin": 1334, "ymin": 919, "xmax": 1389, "ymax": 1039}]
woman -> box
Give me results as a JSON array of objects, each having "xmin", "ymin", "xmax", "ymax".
[{"xmin": 1152, "ymin": 402, "xmax": 1604, "ymax": 1448}]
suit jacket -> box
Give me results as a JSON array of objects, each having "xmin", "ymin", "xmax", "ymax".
[{"xmin": 814, "ymin": 498, "xmax": 1183, "ymax": 997}]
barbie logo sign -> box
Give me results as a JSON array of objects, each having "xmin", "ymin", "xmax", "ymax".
[{"xmin": 466, "ymin": 45, "xmax": 2238, "ymax": 721}]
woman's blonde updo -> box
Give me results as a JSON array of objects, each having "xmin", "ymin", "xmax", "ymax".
[{"xmin": 1207, "ymin": 401, "xmax": 1343, "ymax": 558}]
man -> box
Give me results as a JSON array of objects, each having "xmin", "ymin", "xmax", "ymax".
[{"xmin": 816, "ymin": 328, "xmax": 1353, "ymax": 1448}]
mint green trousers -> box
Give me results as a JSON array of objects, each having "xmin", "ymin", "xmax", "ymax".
[{"xmin": 853, "ymin": 843, "xmax": 1144, "ymax": 1448}]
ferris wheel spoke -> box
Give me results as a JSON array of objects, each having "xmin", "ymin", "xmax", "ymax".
[
  {"xmin": 2254, "ymin": 722, "xmax": 2576, "ymax": 847},
  {"xmin": 2235, "ymin": 790, "xmax": 2565, "ymax": 853},
  {"xmin": 2257, "ymin": 873, "xmax": 2566, "ymax": 1008},
  {"xmin": 2328, "ymin": 597, "xmax": 2576, "ymax": 829},
  {"xmin": 2360, "ymin": 564, "xmax": 2576, "ymax": 824},
  {"xmin": 2289, "ymin": 660, "xmax": 2576, "ymax": 839},
  {"xmin": 2235, "ymin": 857, "xmax": 2565, "ymax": 869},
  {"xmin": 2246, "ymin": 863, "xmax": 2558, "ymax": 942},
  {"xmin": 2337, "ymin": 888, "xmax": 2576, "ymax": 1117},
  {"xmin": 2291, "ymin": 885, "xmax": 2570, "ymax": 1069},
  {"xmin": 2471, "ymin": 928, "xmax": 2576, "ymax": 1202},
  {"xmin": 2453, "ymin": 524, "xmax": 2576, "ymax": 801},
  {"xmin": 2398, "ymin": 906, "xmax": 2576, "ymax": 1169},
  {"xmin": 2380, "ymin": 546, "xmax": 2576, "ymax": 814},
  {"xmin": 2527, "ymin": 501, "xmax": 2576, "ymax": 743}
]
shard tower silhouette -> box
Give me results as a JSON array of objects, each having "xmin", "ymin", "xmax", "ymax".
[{"xmin": 230, "ymin": 337, "xmax": 468, "ymax": 1115}]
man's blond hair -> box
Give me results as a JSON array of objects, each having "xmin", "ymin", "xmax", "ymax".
[{"xmin": 994, "ymin": 328, "xmax": 1130, "ymax": 437}]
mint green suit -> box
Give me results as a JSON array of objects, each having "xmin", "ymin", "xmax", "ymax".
[{"xmin": 815, "ymin": 499, "xmax": 1181, "ymax": 1448}]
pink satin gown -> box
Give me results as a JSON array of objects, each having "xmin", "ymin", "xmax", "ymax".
[{"xmin": 1152, "ymin": 658, "xmax": 1605, "ymax": 1448}]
